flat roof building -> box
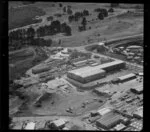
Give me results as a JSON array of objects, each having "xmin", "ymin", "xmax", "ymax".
[
  {"xmin": 67, "ymin": 60, "xmax": 125, "ymax": 84},
  {"xmin": 50, "ymin": 119, "xmax": 68, "ymax": 129},
  {"xmin": 133, "ymin": 107, "xmax": 143, "ymax": 119},
  {"xmin": 96, "ymin": 112, "xmax": 123, "ymax": 129},
  {"xmin": 118, "ymin": 73, "xmax": 136, "ymax": 82},
  {"xmin": 97, "ymin": 107, "xmax": 112, "ymax": 116},
  {"xmin": 114, "ymin": 123, "xmax": 126, "ymax": 131},
  {"xmin": 130, "ymin": 85, "xmax": 143, "ymax": 94},
  {"xmin": 67, "ymin": 66, "xmax": 106, "ymax": 83},
  {"xmin": 24, "ymin": 122, "xmax": 36, "ymax": 130}
]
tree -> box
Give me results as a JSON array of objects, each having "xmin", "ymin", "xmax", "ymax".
[
  {"xmin": 51, "ymin": 20, "xmax": 61, "ymax": 33},
  {"xmin": 108, "ymin": 8, "xmax": 114, "ymax": 12},
  {"xmin": 98, "ymin": 13, "xmax": 104, "ymax": 20},
  {"xmin": 27, "ymin": 27, "xmax": 35, "ymax": 39},
  {"xmin": 59, "ymin": 3, "xmax": 62, "ymax": 7},
  {"xmin": 63, "ymin": 6, "xmax": 67, "ymax": 12},
  {"xmin": 81, "ymin": 17, "xmax": 87, "ymax": 30},
  {"xmin": 74, "ymin": 12, "xmax": 82, "ymax": 21},
  {"xmin": 47, "ymin": 16, "xmax": 53, "ymax": 21},
  {"xmin": 78, "ymin": 26, "xmax": 84, "ymax": 32},
  {"xmin": 67, "ymin": 8, "xmax": 73, "ymax": 15},
  {"xmin": 61, "ymin": 22, "xmax": 68, "ymax": 33},
  {"xmin": 101, "ymin": 9, "xmax": 108, "ymax": 17},
  {"xmin": 68, "ymin": 15, "xmax": 74, "ymax": 23},
  {"xmin": 65, "ymin": 25, "xmax": 72, "ymax": 36},
  {"xmin": 83, "ymin": 10, "xmax": 89, "ymax": 16}
]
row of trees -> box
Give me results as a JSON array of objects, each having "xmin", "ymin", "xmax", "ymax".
[
  {"xmin": 36, "ymin": 20, "xmax": 71, "ymax": 37},
  {"xmin": 9, "ymin": 27, "xmax": 53, "ymax": 51},
  {"xmin": 63, "ymin": 5, "xmax": 73, "ymax": 15},
  {"xmin": 96, "ymin": 8, "xmax": 108, "ymax": 20},
  {"xmin": 68, "ymin": 9, "xmax": 89, "ymax": 22},
  {"xmin": 78, "ymin": 17, "xmax": 87, "ymax": 31}
]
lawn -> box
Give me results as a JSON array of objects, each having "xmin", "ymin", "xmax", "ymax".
[{"xmin": 9, "ymin": 6, "xmax": 46, "ymax": 30}]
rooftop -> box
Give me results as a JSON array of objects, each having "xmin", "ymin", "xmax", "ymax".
[
  {"xmin": 96, "ymin": 112, "xmax": 123, "ymax": 127},
  {"xmin": 52, "ymin": 119, "xmax": 68, "ymax": 127},
  {"xmin": 68, "ymin": 66, "xmax": 105, "ymax": 78},
  {"xmin": 24, "ymin": 122, "xmax": 35, "ymax": 130},
  {"xmin": 114, "ymin": 123, "xmax": 126, "ymax": 131},
  {"xmin": 68, "ymin": 60, "xmax": 124, "ymax": 77},
  {"xmin": 97, "ymin": 107, "xmax": 112, "ymax": 115},
  {"xmin": 131, "ymin": 85, "xmax": 143, "ymax": 92},
  {"xmin": 133, "ymin": 108, "xmax": 143, "ymax": 118},
  {"xmin": 118, "ymin": 73, "xmax": 136, "ymax": 80},
  {"xmin": 93, "ymin": 60, "xmax": 124, "ymax": 70}
]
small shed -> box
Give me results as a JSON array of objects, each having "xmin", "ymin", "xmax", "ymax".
[{"xmin": 24, "ymin": 122, "xmax": 36, "ymax": 130}]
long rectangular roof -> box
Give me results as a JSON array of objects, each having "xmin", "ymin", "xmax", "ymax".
[
  {"xmin": 97, "ymin": 107, "xmax": 112, "ymax": 115},
  {"xmin": 68, "ymin": 66, "xmax": 105, "ymax": 78},
  {"xmin": 96, "ymin": 60, "xmax": 124, "ymax": 69},
  {"xmin": 97, "ymin": 113, "xmax": 122, "ymax": 127},
  {"xmin": 118, "ymin": 73, "xmax": 136, "ymax": 80},
  {"xmin": 68, "ymin": 60, "xmax": 124, "ymax": 78}
]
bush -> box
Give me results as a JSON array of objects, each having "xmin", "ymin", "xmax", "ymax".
[
  {"xmin": 59, "ymin": 3, "xmax": 62, "ymax": 7},
  {"xmin": 47, "ymin": 16, "xmax": 53, "ymax": 21},
  {"xmin": 67, "ymin": 8, "xmax": 73, "ymax": 15},
  {"xmin": 98, "ymin": 13, "xmax": 104, "ymax": 20},
  {"xmin": 108, "ymin": 8, "xmax": 114, "ymax": 12},
  {"xmin": 83, "ymin": 10, "xmax": 89, "ymax": 16},
  {"xmin": 68, "ymin": 15, "xmax": 74, "ymax": 22}
]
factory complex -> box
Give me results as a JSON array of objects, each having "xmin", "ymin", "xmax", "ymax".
[
  {"xmin": 67, "ymin": 60, "xmax": 125, "ymax": 87},
  {"xmin": 10, "ymin": 43, "xmax": 143, "ymax": 131}
]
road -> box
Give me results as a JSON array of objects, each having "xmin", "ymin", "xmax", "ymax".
[{"xmin": 69, "ymin": 33, "xmax": 143, "ymax": 50}]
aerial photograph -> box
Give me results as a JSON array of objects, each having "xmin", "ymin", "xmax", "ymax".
[{"xmin": 9, "ymin": 1, "xmax": 143, "ymax": 131}]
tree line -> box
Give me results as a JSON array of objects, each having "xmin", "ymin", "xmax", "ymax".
[
  {"xmin": 9, "ymin": 19, "xmax": 72, "ymax": 50},
  {"xmin": 68, "ymin": 9, "xmax": 89, "ymax": 23},
  {"xmin": 36, "ymin": 20, "xmax": 71, "ymax": 37},
  {"xmin": 9, "ymin": 27, "xmax": 53, "ymax": 51}
]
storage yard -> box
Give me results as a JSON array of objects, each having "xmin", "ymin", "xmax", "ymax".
[
  {"xmin": 9, "ymin": 2, "xmax": 143, "ymax": 131},
  {"xmin": 85, "ymin": 35, "xmax": 143, "ymax": 65}
]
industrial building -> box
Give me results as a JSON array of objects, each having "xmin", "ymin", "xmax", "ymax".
[
  {"xmin": 67, "ymin": 60, "xmax": 125, "ymax": 84},
  {"xmin": 129, "ymin": 120, "xmax": 143, "ymax": 131},
  {"xmin": 67, "ymin": 66, "xmax": 106, "ymax": 83},
  {"xmin": 130, "ymin": 85, "xmax": 143, "ymax": 94},
  {"xmin": 96, "ymin": 112, "xmax": 123, "ymax": 129},
  {"xmin": 133, "ymin": 107, "xmax": 143, "ymax": 119},
  {"xmin": 24, "ymin": 122, "xmax": 36, "ymax": 130},
  {"xmin": 114, "ymin": 123, "xmax": 126, "ymax": 131},
  {"xmin": 73, "ymin": 60, "xmax": 89, "ymax": 68},
  {"xmin": 97, "ymin": 107, "xmax": 112, "ymax": 116},
  {"xmin": 32, "ymin": 66, "xmax": 51, "ymax": 74},
  {"xmin": 93, "ymin": 89, "xmax": 111, "ymax": 97},
  {"xmin": 94, "ymin": 60, "xmax": 125, "ymax": 72},
  {"xmin": 117, "ymin": 73, "xmax": 136, "ymax": 83},
  {"xmin": 50, "ymin": 119, "xmax": 68, "ymax": 129}
]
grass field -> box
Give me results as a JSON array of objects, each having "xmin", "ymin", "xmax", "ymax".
[{"xmin": 9, "ymin": 5, "xmax": 45, "ymax": 30}]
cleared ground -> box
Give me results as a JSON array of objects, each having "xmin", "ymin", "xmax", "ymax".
[{"xmin": 9, "ymin": 47, "xmax": 48, "ymax": 80}]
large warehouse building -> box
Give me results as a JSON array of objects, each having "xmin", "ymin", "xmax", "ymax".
[
  {"xmin": 67, "ymin": 60, "xmax": 125, "ymax": 84},
  {"xmin": 67, "ymin": 66, "xmax": 106, "ymax": 83}
]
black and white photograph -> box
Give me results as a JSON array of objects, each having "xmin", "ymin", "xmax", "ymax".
[{"xmin": 8, "ymin": 1, "xmax": 143, "ymax": 131}]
